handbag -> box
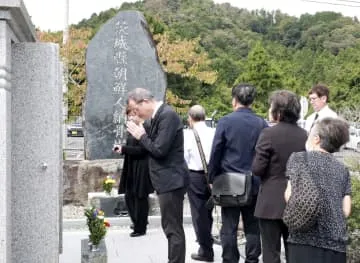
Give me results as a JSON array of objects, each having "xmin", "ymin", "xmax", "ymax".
[
  {"xmin": 283, "ymin": 152, "xmax": 321, "ymax": 232},
  {"xmin": 211, "ymin": 172, "xmax": 253, "ymax": 207},
  {"xmin": 192, "ymin": 128, "xmax": 214, "ymax": 210}
]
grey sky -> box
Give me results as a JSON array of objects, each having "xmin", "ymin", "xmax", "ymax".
[{"xmin": 22, "ymin": 0, "xmax": 360, "ymax": 31}]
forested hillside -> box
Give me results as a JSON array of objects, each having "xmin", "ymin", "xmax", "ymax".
[{"xmin": 39, "ymin": 0, "xmax": 360, "ymax": 119}]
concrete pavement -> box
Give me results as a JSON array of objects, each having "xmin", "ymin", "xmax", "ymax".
[{"xmin": 59, "ymin": 223, "xmax": 254, "ymax": 263}]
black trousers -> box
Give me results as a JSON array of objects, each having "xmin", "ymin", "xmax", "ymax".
[
  {"xmin": 288, "ymin": 243, "xmax": 346, "ymax": 263},
  {"xmin": 158, "ymin": 187, "xmax": 186, "ymax": 263},
  {"xmin": 258, "ymin": 219, "xmax": 289, "ymax": 263},
  {"xmin": 187, "ymin": 171, "xmax": 214, "ymax": 256},
  {"xmin": 221, "ymin": 198, "xmax": 261, "ymax": 263},
  {"xmin": 125, "ymin": 192, "xmax": 149, "ymax": 233}
]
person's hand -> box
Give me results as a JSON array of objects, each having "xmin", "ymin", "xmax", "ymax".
[
  {"xmin": 127, "ymin": 121, "xmax": 146, "ymax": 140},
  {"xmin": 113, "ymin": 144, "xmax": 122, "ymax": 153}
]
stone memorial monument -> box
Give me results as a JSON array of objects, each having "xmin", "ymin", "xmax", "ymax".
[
  {"xmin": 84, "ymin": 11, "xmax": 167, "ymax": 160},
  {"xmin": 0, "ymin": 1, "xmax": 62, "ymax": 262}
]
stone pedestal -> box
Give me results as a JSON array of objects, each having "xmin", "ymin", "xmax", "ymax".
[
  {"xmin": 11, "ymin": 42, "xmax": 62, "ymax": 263},
  {"xmin": 81, "ymin": 239, "xmax": 107, "ymax": 263},
  {"xmin": 88, "ymin": 192, "xmax": 160, "ymax": 217},
  {"xmin": 88, "ymin": 192, "xmax": 126, "ymax": 217}
]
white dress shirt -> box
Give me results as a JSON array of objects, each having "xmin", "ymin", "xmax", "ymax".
[
  {"xmin": 305, "ymin": 105, "xmax": 338, "ymax": 133},
  {"xmin": 152, "ymin": 101, "xmax": 163, "ymax": 119},
  {"xmin": 183, "ymin": 121, "xmax": 216, "ymax": 171}
]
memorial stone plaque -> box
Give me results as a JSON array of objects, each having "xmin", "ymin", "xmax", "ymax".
[{"xmin": 84, "ymin": 11, "xmax": 167, "ymax": 160}]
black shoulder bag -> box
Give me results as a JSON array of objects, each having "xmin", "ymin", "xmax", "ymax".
[{"xmin": 211, "ymin": 171, "xmax": 253, "ymax": 207}]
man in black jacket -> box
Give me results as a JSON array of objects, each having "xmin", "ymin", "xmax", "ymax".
[
  {"xmin": 208, "ymin": 83, "xmax": 267, "ymax": 263},
  {"xmin": 126, "ymin": 88, "xmax": 189, "ymax": 263}
]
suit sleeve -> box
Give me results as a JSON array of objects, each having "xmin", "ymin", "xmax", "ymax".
[
  {"xmin": 139, "ymin": 110, "xmax": 180, "ymax": 158},
  {"xmin": 252, "ymin": 130, "xmax": 272, "ymax": 178},
  {"xmin": 118, "ymin": 155, "xmax": 128, "ymax": 194},
  {"xmin": 208, "ymin": 119, "xmax": 226, "ymax": 183}
]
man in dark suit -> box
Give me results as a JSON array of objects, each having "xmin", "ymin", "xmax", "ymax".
[
  {"xmin": 208, "ymin": 83, "xmax": 267, "ymax": 263},
  {"xmin": 252, "ymin": 90, "xmax": 307, "ymax": 263},
  {"xmin": 126, "ymin": 88, "xmax": 189, "ymax": 263}
]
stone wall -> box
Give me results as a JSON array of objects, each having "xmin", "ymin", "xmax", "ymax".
[{"xmin": 63, "ymin": 159, "xmax": 123, "ymax": 205}]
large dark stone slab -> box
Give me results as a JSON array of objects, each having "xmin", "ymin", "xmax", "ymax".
[{"xmin": 84, "ymin": 11, "xmax": 167, "ymax": 160}]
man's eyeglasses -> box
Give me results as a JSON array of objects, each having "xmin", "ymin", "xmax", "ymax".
[{"xmin": 309, "ymin": 96, "xmax": 320, "ymax": 102}]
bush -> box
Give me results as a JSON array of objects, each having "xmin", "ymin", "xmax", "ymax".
[{"xmin": 345, "ymin": 154, "xmax": 360, "ymax": 262}]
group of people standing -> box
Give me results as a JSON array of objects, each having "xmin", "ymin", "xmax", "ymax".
[{"xmin": 114, "ymin": 83, "xmax": 352, "ymax": 263}]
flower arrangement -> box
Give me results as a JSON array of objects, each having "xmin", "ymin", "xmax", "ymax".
[
  {"xmin": 84, "ymin": 207, "xmax": 111, "ymax": 247},
  {"xmin": 103, "ymin": 175, "xmax": 116, "ymax": 195}
]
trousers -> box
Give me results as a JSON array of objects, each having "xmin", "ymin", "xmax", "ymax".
[
  {"xmin": 158, "ymin": 187, "xmax": 186, "ymax": 263},
  {"xmin": 221, "ymin": 198, "xmax": 261, "ymax": 263}
]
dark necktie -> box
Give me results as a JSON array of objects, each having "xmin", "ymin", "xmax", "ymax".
[{"xmin": 310, "ymin": 113, "xmax": 319, "ymax": 130}]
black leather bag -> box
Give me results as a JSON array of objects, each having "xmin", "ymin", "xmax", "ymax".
[{"xmin": 211, "ymin": 172, "xmax": 252, "ymax": 207}]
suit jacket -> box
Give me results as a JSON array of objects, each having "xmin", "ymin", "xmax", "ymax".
[
  {"xmin": 139, "ymin": 104, "xmax": 189, "ymax": 194},
  {"xmin": 118, "ymin": 133, "xmax": 154, "ymax": 198},
  {"xmin": 252, "ymin": 122, "xmax": 307, "ymax": 219},
  {"xmin": 208, "ymin": 108, "xmax": 268, "ymax": 195}
]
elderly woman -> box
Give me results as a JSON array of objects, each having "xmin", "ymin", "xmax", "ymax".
[
  {"xmin": 285, "ymin": 118, "xmax": 351, "ymax": 263},
  {"xmin": 252, "ymin": 90, "xmax": 308, "ymax": 263}
]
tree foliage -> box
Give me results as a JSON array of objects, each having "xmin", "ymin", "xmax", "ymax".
[{"xmin": 38, "ymin": 0, "xmax": 360, "ymax": 120}]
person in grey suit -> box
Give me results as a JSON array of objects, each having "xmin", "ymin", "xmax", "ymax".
[
  {"xmin": 126, "ymin": 88, "xmax": 189, "ymax": 263},
  {"xmin": 252, "ymin": 90, "xmax": 307, "ymax": 263}
]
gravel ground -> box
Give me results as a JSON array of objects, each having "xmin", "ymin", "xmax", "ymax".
[{"xmin": 63, "ymin": 205, "xmax": 86, "ymax": 219}]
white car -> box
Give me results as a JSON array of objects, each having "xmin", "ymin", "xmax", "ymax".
[{"xmin": 346, "ymin": 127, "xmax": 360, "ymax": 152}]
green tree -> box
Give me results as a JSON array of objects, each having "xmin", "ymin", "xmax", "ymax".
[{"xmin": 235, "ymin": 42, "xmax": 283, "ymax": 116}]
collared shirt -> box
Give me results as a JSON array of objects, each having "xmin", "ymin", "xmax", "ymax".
[
  {"xmin": 305, "ymin": 105, "xmax": 338, "ymax": 133},
  {"xmin": 208, "ymin": 107, "xmax": 268, "ymax": 194},
  {"xmin": 152, "ymin": 101, "xmax": 163, "ymax": 119},
  {"xmin": 183, "ymin": 122, "xmax": 215, "ymax": 171}
]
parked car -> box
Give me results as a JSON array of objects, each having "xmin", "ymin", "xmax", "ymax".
[
  {"xmin": 205, "ymin": 117, "xmax": 217, "ymax": 128},
  {"xmin": 67, "ymin": 123, "xmax": 84, "ymax": 137},
  {"xmin": 345, "ymin": 126, "xmax": 360, "ymax": 152}
]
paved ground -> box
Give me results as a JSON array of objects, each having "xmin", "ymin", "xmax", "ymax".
[{"xmin": 60, "ymin": 225, "xmax": 245, "ymax": 263}]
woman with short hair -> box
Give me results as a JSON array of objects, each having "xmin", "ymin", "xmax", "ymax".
[
  {"xmin": 252, "ymin": 90, "xmax": 308, "ymax": 263},
  {"xmin": 285, "ymin": 118, "xmax": 351, "ymax": 263}
]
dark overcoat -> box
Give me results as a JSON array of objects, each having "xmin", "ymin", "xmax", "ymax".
[{"xmin": 118, "ymin": 133, "xmax": 154, "ymax": 198}]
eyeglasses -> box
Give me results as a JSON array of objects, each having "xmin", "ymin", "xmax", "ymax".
[{"xmin": 309, "ymin": 96, "xmax": 320, "ymax": 102}]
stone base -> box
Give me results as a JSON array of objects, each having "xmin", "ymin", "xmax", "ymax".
[
  {"xmin": 81, "ymin": 239, "xmax": 107, "ymax": 263},
  {"xmin": 88, "ymin": 192, "xmax": 160, "ymax": 217}
]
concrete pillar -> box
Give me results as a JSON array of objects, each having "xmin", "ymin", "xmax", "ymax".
[{"xmin": 0, "ymin": 1, "xmax": 62, "ymax": 262}]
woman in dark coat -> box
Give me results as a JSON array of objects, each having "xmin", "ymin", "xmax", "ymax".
[
  {"xmin": 115, "ymin": 107, "xmax": 153, "ymax": 237},
  {"xmin": 252, "ymin": 90, "xmax": 308, "ymax": 263}
]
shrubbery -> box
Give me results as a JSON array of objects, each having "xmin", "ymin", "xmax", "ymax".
[
  {"xmin": 345, "ymin": 157, "xmax": 360, "ymax": 263},
  {"xmin": 347, "ymin": 177, "xmax": 360, "ymax": 263}
]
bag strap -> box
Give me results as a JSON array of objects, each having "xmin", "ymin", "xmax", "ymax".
[{"xmin": 192, "ymin": 128, "xmax": 211, "ymax": 188}]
